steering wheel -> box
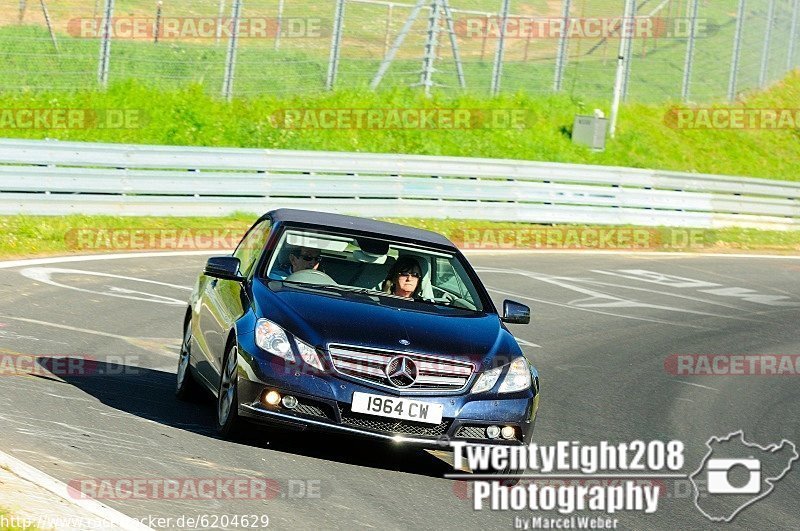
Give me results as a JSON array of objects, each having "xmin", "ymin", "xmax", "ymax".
[{"xmin": 285, "ymin": 268, "xmax": 338, "ymax": 286}]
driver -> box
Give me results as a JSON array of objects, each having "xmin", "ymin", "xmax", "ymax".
[
  {"xmin": 273, "ymin": 246, "xmax": 321, "ymax": 280},
  {"xmin": 382, "ymin": 256, "xmax": 423, "ymax": 299}
]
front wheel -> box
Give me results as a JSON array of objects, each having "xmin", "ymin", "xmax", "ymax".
[
  {"xmin": 216, "ymin": 343, "xmax": 243, "ymax": 438},
  {"xmin": 471, "ymin": 451, "xmax": 525, "ymax": 486}
]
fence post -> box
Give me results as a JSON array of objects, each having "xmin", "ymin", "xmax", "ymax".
[
  {"xmin": 97, "ymin": 0, "xmax": 114, "ymax": 88},
  {"xmin": 222, "ymin": 0, "xmax": 243, "ymax": 101},
  {"xmin": 215, "ymin": 0, "xmax": 226, "ymax": 47},
  {"xmin": 610, "ymin": 0, "xmax": 634, "ymax": 138},
  {"xmin": 326, "ymin": 0, "xmax": 346, "ymax": 91},
  {"xmin": 681, "ymin": 0, "xmax": 699, "ymax": 101},
  {"xmin": 420, "ymin": 0, "xmax": 443, "ymax": 96},
  {"xmin": 18, "ymin": 0, "xmax": 26, "ymax": 23},
  {"xmin": 274, "ymin": 0, "xmax": 285, "ymax": 51},
  {"xmin": 727, "ymin": 0, "xmax": 746, "ymax": 102},
  {"xmin": 490, "ymin": 0, "xmax": 511, "ymax": 96},
  {"xmin": 759, "ymin": 0, "xmax": 776, "ymax": 88},
  {"xmin": 553, "ymin": 0, "xmax": 572, "ymax": 92},
  {"xmin": 788, "ymin": 0, "xmax": 799, "ymax": 71},
  {"xmin": 154, "ymin": 1, "xmax": 163, "ymax": 45},
  {"xmin": 39, "ymin": 0, "xmax": 59, "ymax": 53},
  {"xmin": 621, "ymin": 0, "xmax": 636, "ymax": 101}
]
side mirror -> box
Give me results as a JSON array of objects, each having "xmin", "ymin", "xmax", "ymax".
[
  {"xmin": 204, "ymin": 256, "xmax": 245, "ymax": 282},
  {"xmin": 501, "ymin": 300, "xmax": 530, "ymax": 325}
]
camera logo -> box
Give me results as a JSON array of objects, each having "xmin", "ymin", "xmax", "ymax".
[
  {"xmin": 690, "ymin": 431, "xmax": 797, "ymax": 522},
  {"xmin": 706, "ymin": 458, "xmax": 761, "ymax": 495}
]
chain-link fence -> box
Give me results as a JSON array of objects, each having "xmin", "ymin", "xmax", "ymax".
[{"xmin": 1, "ymin": 0, "xmax": 798, "ymax": 102}]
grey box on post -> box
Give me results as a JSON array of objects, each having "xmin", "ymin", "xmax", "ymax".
[{"xmin": 572, "ymin": 114, "xmax": 608, "ymax": 151}]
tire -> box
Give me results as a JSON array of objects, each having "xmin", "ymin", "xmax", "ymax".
[
  {"xmin": 471, "ymin": 467, "xmax": 523, "ymax": 487},
  {"xmin": 176, "ymin": 317, "xmax": 201, "ymax": 401},
  {"xmin": 472, "ymin": 450, "xmax": 525, "ymax": 486},
  {"xmin": 216, "ymin": 342, "xmax": 243, "ymax": 439},
  {"xmin": 495, "ymin": 466, "xmax": 524, "ymax": 487}
]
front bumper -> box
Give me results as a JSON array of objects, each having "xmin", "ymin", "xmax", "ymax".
[{"xmin": 236, "ymin": 339, "xmax": 540, "ymax": 449}]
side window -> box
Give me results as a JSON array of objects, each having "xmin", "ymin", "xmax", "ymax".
[
  {"xmin": 433, "ymin": 257, "xmax": 467, "ymax": 296},
  {"xmin": 432, "ymin": 257, "xmax": 482, "ymax": 310},
  {"xmin": 233, "ymin": 220, "xmax": 271, "ymax": 277}
]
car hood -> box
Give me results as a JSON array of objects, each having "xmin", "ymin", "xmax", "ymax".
[{"xmin": 252, "ymin": 280, "xmax": 520, "ymax": 368}]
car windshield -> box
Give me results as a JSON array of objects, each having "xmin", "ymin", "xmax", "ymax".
[{"xmin": 263, "ymin": 228, "xmax": 484, "ymax": 312}]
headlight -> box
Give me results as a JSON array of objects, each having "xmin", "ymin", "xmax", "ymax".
[
  {"xmin": 296, "ymin": 338, "xmax": 324, "ymax": 371},
  {"xmin": 498, "ymin": 357, "xmax": 531, "ymax": 393},
  {"xmin": 255, "ymin": 319, "xmax": 295, "ymax": 362},
  {"xmin": 470, "ymin": 366, "xmax": 501, "ymax": 394}
]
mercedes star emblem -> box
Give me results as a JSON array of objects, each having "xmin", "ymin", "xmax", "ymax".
[{"xmin": 386, "ymin": 356, "xmax": 418, "ymax": 388}]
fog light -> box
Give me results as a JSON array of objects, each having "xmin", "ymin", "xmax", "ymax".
[
  {"xmin": 486, "ymin": 425, "xmax": 501, "ymax": 439},
  {"xmin": 262, "ymin": 390, "xmax": 281, "ymax": 406},
  {"xmin": 501, "ymin": 426, "xmax": 516, "ymax": 440},
  {"xmin": 282, "ymin": 395, "xmax": 298, "ymax": 410}
]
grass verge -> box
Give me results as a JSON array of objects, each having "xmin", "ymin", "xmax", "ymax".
[
  {"xmin": 0, "ymin": 72, "xmax": 799, "ymax": 180},
  {"xmin": 1, "ymin": 215, "xmax": 798, "ymax": 260}
]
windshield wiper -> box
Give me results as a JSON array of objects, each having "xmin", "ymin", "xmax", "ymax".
[
  {"xmin": 282, "ymin": 282, "xmax": 378, "ymax": 297},
  {"xmin": 282, "ymin": 281, "xmax": 464, "ymax": 307},
  {"xmin": 334, "ymin": 285, "xmax": 415, "ymax": 301}
]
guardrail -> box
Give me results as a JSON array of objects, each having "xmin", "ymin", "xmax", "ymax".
[{"xmin": 0, "ymin": 138, "xmax": 798, "ymax": 230}]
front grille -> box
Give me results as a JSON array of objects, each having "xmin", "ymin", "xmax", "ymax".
[
  {"xmin": 340, "ymin": 408, "xmax": 450, "ymax": 437},
  {"xmin": 328, "ymin": 344, "xmax": 474, "ymax": 392},
  {"xmin": 455, "ymin": 425, "xmax": 489, "ymax": 439}
]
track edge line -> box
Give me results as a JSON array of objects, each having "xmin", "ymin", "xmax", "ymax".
[{"xmin": 0, "ymin": 450, "xmax": 153, "ymax": 531}]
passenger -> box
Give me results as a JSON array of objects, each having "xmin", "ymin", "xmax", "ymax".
[
  {"xmin": 383, "ymin": 256, "xmax": 423, "ymax": 299},
  {"xmin": 274, "ymin": 246, "xmax": 321, "ymax": 279}
]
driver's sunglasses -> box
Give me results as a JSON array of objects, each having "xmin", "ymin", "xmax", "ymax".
[
  {"xmin": 294, "ymin": 253, "xmax": 321, "ymax": 263},
  {"xmin": 398, "ymin": 270, "xmax": 421, "ymax": 279}
]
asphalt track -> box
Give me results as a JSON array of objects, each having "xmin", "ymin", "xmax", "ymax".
[{"xmin": 0, "ymin": 252, "xmax": 798, "ymax": 530}]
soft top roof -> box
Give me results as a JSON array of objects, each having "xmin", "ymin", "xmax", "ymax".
[{"xmin": 267, "ymin": 209, "xmax": 456, "ymax": 250}]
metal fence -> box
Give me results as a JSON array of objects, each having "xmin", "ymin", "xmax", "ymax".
[
  {"xmin": 1, "ymin": 138, "xmax": 798, "ymax": 229},
  {"xmin": 1, "ymin": 0, "xmax": 798, "ymax": 102}
]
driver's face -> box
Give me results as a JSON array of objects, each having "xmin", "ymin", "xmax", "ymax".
[
  {"xmin": 289, "ymin": 247, "xmax": 321, "ymax": 272},
  {"xmin": 394, "ymin": 268, "xmax": 421, "ymax": 296}
]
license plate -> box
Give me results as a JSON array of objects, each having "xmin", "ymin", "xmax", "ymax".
[{"xmin": 351, "ymin": 392, "xmax": 443, "ymax": 425}]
